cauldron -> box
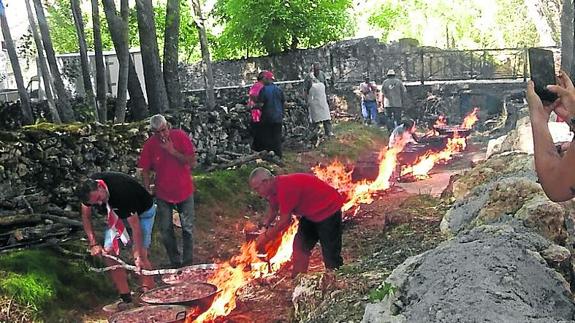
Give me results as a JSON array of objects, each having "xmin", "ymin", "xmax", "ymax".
[{"xmin": 108, "ymin": 305, "xmax": 188, "ymax": 323}]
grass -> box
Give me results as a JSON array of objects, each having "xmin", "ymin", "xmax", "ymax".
[{"xmin": 0, "ymin": 249, "xmax": 115, "ymax": 321}]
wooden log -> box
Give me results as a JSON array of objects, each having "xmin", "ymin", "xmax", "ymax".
[
  {"xmin": 205, "ymin": 150, "xmax": 283, "ymax": 172},
  {"xmin": 0, "ymin": 214, "xmax": 42, "ymax": 227},
  {"xmin": 39, "ymin": 214, "xmax": 83, "ymax": 227}
]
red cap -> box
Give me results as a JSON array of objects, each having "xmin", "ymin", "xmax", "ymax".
[{"xmin": 262, "ymin": 70, "xmax": 275, "ymax": 80}]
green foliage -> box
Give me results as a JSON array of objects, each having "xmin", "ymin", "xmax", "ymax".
[
  {"xmin": 47, "ymin": 0, "xmax": 200, "ymax": 62},
  {"xmin": 368, "ymin": 0, "xmax": 540, "ymax": 48},
  {"xmin": 212, "ymin": 0, "xmax": 355, "ymax": 58},
  {"xmin": 369, "ymin": 282, "xmax": 397, "ymax": 302},
  {"xmin": 0, "ymin": 250, "xmax": 114, "ymax": 317},
  {"xmin": 0, "ymin": 273, "xmax": 54, "ymax": 309}
]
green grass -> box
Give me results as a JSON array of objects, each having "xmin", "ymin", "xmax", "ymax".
[
  {"xmin": 0, "ymin": 249, "xmax": 115, "ymax": 320},
  {"xmin": 368, "ymin": 282, "xmax": 397, "ymax": 302}
]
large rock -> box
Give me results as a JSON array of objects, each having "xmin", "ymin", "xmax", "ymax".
[
  {"xmin": 362, "ymin": 224, "xmax": 575, "ymax": 323},
  {"xmin": 451, "ymin": 152, "xmax": 534, "ymax": 199},
  {"xmin": 516, "ymin": 196, "xmax": 569, "ymax": 245}
]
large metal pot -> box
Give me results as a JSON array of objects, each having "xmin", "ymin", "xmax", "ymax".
[
  {"xmin": 140, "ymin": 282, "xmax": 218, "ymax": 312},
  {"xmin": 433, "ymin": 125, "xmax": 472, "ymax": 138},
  {"xmin": 161, "ymin": 264, "xmax": 217, "ymax": 285},
  {"xmin": 108, "ymin": 305, "xmax": 187, "ymax": 323}
]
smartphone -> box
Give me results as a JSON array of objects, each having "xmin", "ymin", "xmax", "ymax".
[{"xmin": 528, "ymin": 48, "xmax": 558, "ymax": 102}]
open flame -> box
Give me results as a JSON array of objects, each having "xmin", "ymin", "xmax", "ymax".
[
  {"xmin": 191, "ymin": 220, "xmax": 299, "ymax": 322},
  {"xmin": 461, "ymin": 107, "xmax": 479, "ymax": 129},
  {"xmin": 400, "ymin": 134, "xmax": 466, "ymax": 178},
  {"xmin": 313, "ymin": 140, "xmax": 406, "ymax": 213}
]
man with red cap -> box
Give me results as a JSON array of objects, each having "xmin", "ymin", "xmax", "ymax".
[{"xmin": 257, "ymin": 71, "xmax": 285, "ymax": 158}]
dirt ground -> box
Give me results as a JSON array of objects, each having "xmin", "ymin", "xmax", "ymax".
[{"xmin": 84, "ymin": 135, "xmax": 484, "ymax": 323}]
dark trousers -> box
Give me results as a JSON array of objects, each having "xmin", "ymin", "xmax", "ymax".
[
  {"xmin": 253, "ymin": 122, "xmax": 282, "ymax": 158},
  {"xmin": 385, "ymin": 107, "xmax": 403, "ymax": 131},
  {"xmin": 292, "ymin": 211, "xmax": 343, "ymax": 276}
]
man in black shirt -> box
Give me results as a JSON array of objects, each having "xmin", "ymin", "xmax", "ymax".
[{"xmin": 76, "ymin": 171, "xmax": 156, "ymax": 311}]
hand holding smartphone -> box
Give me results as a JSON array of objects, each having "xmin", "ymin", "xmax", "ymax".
[{"xmin": 528, "ymin": 48, "xmax": 558, "ymax": 103}]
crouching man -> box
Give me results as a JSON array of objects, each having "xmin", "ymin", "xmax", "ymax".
[
  {"xmin": 249, "ymin": 167, "xmax": 345, "ymax": 278},
  {"xmin": 76, "ymin": 171, "xmax": 156, "ymax": 311}
]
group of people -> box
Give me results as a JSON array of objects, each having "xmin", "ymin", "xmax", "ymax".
[
  {"xmin": 359, "ymin": 69, "xmax": 407, "ymax": 132},
  {"xmin": 248, "ymin": 62, "xmax": 335, "ymax": 158},
  {"xmin": 77, "ymin": 114, "xmax": 345, "ymax": 311},
  {"xmin": 77, "ymin": 114, "xmax": 196, "ymax": 311}
]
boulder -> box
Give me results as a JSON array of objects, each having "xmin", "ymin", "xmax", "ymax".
[
  {"xmin": 516, "ymin": 196, "xmax": 569, "ymax": 245},
  {"xmin": 363, "ymin": 224, "xmax": 575, "ymax": 323}
]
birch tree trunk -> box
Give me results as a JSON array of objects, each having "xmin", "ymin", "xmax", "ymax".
[
  {"xmin": 71, "ymin": 0, "xmax": 98, "ymax": 122},
  {"xmin": 163, "ymin": 0, "xmax": 183, "ymax": 110},
  {"xmin": 91, "ymin": 0, "xmax": 107, "ymax": 122},
  {"xmin": 102, "ymin": 0, "xmax": 129, "ymax": 123},
  {"xmin": 32, "ymin": 0, "xmax": 75, "ymax": 122},
  {"xmin": 136, "ymin": 0, "xmax": 169, "ymax": 114},
  {"xmin": 0, "ymin": 1, "xmax": 33, "ymax": 124},
  {"xmin": 190, "ymin": 0, "xmax": 215, "ymax": 109},
  {"xmin": 561, "ymin": 0, "xmax": 575, "ymax": 78},
  {"xmin": 25, "ymin": 0, "xmax": 60, "ymax": 123}
]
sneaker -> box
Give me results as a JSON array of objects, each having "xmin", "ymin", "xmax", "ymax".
[{"xmin": 102, "ymin": 299, "xmax": 137, "ymax": 313}]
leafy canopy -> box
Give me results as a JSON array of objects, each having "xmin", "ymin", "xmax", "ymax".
[
  {"xmin": 212, "ymin": 0, "xmax": 355, "ymax": 58},
  {"xmin": 368, "ymin": 0, "xmax": 540, "ymax": 49},
  {"xmin": 46, "ymin": 0, "xmax": 200, "ymax": 62}
]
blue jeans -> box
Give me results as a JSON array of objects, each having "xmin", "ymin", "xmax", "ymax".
[
  {"xmin": 156, "ymin": 195, "xmax": 195, "ymax": 266},
  {"xmin": 104, "ymin": 204, "xmax": 156, "ymax": 250},
  {"xmin": 362, "ymin": 100, "xmax": 378, "ymax": 123}
]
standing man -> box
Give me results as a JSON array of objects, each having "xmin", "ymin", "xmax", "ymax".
[
  {"xmin": 139, "ymin": 114, "xmax": 196, "ymax": 268},
  {"xmin": 303, "ymin": 62, "xmax": 334, "ymax": 137},
  {"xmin": 76, "ymin": 171, "xmax": 156, "ymax": 311},
  {"xmin": 381, "ymin": 69, "xmax": 407, "ymax": 132},
  {"xmin": 258, "ymin": 72, "xmax": 285, "ymax": 158},
  {"xmin": 359, "ymin": 75, "xmax": 379, "ymax": 125},
  {"xmin": 249, "ymin": 167, "xmax": 345, "ymax": 278}
]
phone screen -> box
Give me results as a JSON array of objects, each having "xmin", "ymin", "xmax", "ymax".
[{"xmin": 528, "ymin": 48, "xmax": 558, "ymax": 102}]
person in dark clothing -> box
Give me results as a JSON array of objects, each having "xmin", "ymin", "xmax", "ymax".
[
  {"xmin": 257, "ymin": 72, "xmax": 285, "ymax": 158},
  {"xmin": 249, "ymin": 167, "xmax": 345, "ymax": 278},
  {"xmin": 76, "ymin": 171, "xmax": 156, "ymax": 312}
]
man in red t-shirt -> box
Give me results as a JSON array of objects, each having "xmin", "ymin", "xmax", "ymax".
[
  {"xmin": 138, "ymin": 114, "xmax": 196, "ymax": 268},
  {"xmin": 249, "ymin": 167, "xmax": 345, "ymax": 277}
]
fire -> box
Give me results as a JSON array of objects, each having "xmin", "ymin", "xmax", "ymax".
[
  {"xmin": 191, "ymin": 220, "xmax": 299, "ymax": 322},
  {"xmin": 400, "ymin": 134, "xmax": 466, "ymax": 178},
  {"xmin": 461, "ymin": 107, "xmax": 479, "ymax": 129},
  {"xmin": 313, "ymin": 140, "xmax": 406, "ymax": 213}
]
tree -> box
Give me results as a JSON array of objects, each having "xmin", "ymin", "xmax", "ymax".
[
  {"xmin": 32, "ymin": 0, "xmax": 75, "ymax": 122},
  {"xmin": 25, "ymin": 0, "xmax": 60, "ymax": 123},
  {"xmin": 163, "ymin": 0, "xmax": 183, "ymax": 110},
  {"xmin": 135, "ymin": 0, "xmax": 169, "ymax": 114},
  {"xmin": 91, "ymin": 0, "xmax": 107, "ymax": 122},
  {"xmin": 213, "ymin": 0, "xmax": 354, "ymax": 57},
  {"xmin": 561, "ymin": 0, "xmax": 574, "ymax": 78},
  {"xmin": 71, "ymin": 0, "xmax": 98, "ymax": 121},
  {"xmin": 102, "ymin": 0, "xmax": 129, "ymax": 123},
  {"xmin": 0, "ymin": 0, "xmax": 33, "ymax": 124},
  {"xmin": 191, "ymin": 0, "xmax": 215, "ymax": 109}
]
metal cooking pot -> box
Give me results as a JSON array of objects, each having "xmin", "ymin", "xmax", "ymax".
[
  {"xmin": 108, "ymin": 305, "xmax": 187, "ymax": 323},
  {"xmin": 140, "ymin": 282, "xmax": 219, "ymax": 313}
]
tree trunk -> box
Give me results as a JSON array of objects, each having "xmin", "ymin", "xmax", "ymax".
[
  {"xmin": 0, "ymin": 2, "xmax": 33, "ymax": 124},
  {"xmin": 135, "ymin": 0, "xmax": 169, "ymax": 114},
  {"xmin": 561, "ymin": 0, "xmax": 575, "ymax": 78},
  {"xmin": 163, "ymin": 0, "xmax": 183, "ymax": 110},
  {"xmin": 91, "ymin": 0, "xmax": 107, "ymax": 122},
  {"xmin": 102, "ymin": 0, "xmax": 129, "ymax": 123},
  {"xmin": 71, "ymin": 0, "xmax": 98, "ymax": 122},
  {"xmin": 25, "ymin": 0, "xmax": 60, "ymax": 123},
  {"xmin": 128, "ymin": 56, "xmax": 149, "ymax": 120},
  {"xmin": 32, "ymin": 0, "xmax": 75, "ymax": 122},
  {"xmin": 191, "ymin": 0, "xmax": 215, "ymax": 109}
]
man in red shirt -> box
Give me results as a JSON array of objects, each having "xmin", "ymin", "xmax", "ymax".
[
  {"xmin": 249, "ymin": 167, "xmax": 345, "ymax": 277},
  {"xmin": 138, "ymin": 114, "xmax": 196, "ymax": 268}
]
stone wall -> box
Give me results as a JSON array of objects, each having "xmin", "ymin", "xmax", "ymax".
[{"xmin": 0, "ymin": 104, "xmax": 312, "ymax": 208}]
